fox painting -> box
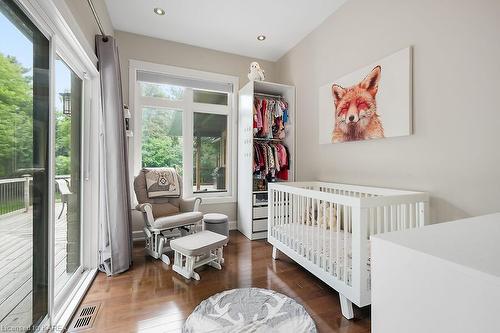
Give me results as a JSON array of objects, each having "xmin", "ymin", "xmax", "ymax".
[{"xmin": 331, "ymin": 66, "xmax": 384, "ymax": 143}]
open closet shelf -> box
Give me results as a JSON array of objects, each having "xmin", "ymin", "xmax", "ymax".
[{"xmin": 237, "ymin": 80, "xmax": 295, "ymax": 241}]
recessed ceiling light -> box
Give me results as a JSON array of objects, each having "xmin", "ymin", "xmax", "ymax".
[
  {"xmin": 257, "ymin": 35, "xmax": 266, "ymax": 41},
  {"xmin": 154, "ymin": 7, "xmax": 165, "ymax": 16}
]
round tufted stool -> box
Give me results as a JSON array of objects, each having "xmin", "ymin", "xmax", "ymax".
[{"xmin": 203, "ymin": 213, "xmax": 229, "ymax": 239}]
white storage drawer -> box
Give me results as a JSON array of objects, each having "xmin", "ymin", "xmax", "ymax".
[
  {"xmin": 253, "ymin": 219, "xmax": 268, "ymax": 232},
  {"xmin": 253, "ymin": 206, "xmax": 267, "ymax": 219}
]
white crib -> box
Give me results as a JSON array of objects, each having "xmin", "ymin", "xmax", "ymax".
[{"xmin": 267, "ymin": 182, "xmax": 429, "ymax": 319}]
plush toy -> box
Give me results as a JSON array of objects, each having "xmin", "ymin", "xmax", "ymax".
[{"xmin": 248, "ymin": 61, "xmax": 265, "ymax": 81}]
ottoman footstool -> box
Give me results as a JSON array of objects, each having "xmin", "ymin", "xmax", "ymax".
[
  {"xmin": 203, "ymin": 213, "xmax": 229, "ymax": 238},
  {"xmin": 170, "ymin": 230, "xmax": 228, "ymax": 281}
]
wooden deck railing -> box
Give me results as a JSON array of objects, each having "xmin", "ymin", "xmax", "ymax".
[
  {"xmin": 0, "ymin": 175, "xmax": 70, "ymax": 217},
  {"xmin": 0, "ymin": 176, "xmax": 30, "ymax": 216}
]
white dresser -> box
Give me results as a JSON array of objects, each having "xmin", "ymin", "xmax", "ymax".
[{"xmin": 371, "ymin": 213, "xmax": 500, "ymax": 333}]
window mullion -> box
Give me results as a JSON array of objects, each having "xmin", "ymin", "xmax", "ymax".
[{"xmin": 183, "ymin": 89, "xmax": 194, "ymax": 198}]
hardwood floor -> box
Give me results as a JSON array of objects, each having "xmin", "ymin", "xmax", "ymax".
[{"xmin": 76, "ymin": 231, "xmax": 371, "ymax": 332}]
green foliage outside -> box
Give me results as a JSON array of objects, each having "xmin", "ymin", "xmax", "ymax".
[
  {"xmin": 0, "ymin": 199, "xmax": 24, "ymax": 215},
  {"xmin": 55, "ymin": 107, "xmax": 71, "ymax": 175},
  {"xmin": 141, "ymin": 107, "xmax": 183, "ymax": 173},
  {"xmin": 0, "ymin": 52, "xmax": 70, "ymax": 177},
  {"xmin": 194, "ymin": 137, "xmax": 223, "ymax": 189},
  {"xmin": 141, "ymin": 82, "xmax": 184, "ymax": 101},
  {"xmin": 0, "ymin": 53, "xmax": 33, "ymax": 178}
]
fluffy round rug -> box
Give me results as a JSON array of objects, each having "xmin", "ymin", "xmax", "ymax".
[{"xmin": 183, "ymin": 288, "xmax": 317, "ymax": 333}]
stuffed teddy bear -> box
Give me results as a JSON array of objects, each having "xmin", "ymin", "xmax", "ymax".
[{"xmin": 248, "ymin": 62, "xmax": 265, "ymax": 81}]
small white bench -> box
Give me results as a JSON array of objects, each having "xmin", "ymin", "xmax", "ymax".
[{"xmin": 170, "ymin": 230, "xmax": 228, "ymax": 280}]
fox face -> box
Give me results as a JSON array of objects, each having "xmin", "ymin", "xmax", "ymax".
[{"xmin": 331, "ymin": 66, "xmax": 384, "ymax": 142}]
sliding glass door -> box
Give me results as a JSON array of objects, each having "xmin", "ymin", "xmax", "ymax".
[{"xmin": 0, "ymin": 0, "xmax": 49, "ymax": 330}]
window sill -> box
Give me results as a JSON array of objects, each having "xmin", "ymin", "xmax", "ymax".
[{"xmin": 196, "ymin": 195, "xmax": 236, "ymax": 205}]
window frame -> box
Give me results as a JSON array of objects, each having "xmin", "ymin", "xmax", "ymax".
[
  {"xmin": 129, "ymin": 60, "xmax": 238, "ymax": 204},
  {"xmin": 51, "ymin": 48, "xmax": 86, "ymax": 316}
]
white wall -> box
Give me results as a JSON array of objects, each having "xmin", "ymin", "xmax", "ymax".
[
  {"xmin": 276, "ymin": 0, "xmax": 500, "ymax": 223},
  {"xmin": 115, "ymin": 30, "xmax": 278, "ymax": 233}
]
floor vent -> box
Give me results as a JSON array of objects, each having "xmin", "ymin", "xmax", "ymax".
[{"xmin": 69, "ymin": 303, "xmax": 101, "ymax": 331}]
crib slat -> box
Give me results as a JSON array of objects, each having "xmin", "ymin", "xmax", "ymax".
[
  {"xmin": 336, "ymin": 204, "xmax": 341, "ymax": 279},
  {"xmin": 404, "ymin": 203, "xmax": 409, "ymax": 230},
  {"xmin": 276, "ymin": 191, "xmax": 284, "ymax": 243},
  {"xmin": 329, "ymin": 202, "xmax": 333, "ymax": 275},
  {"xmin": 316, "ymin": 198, "xmax": 320, "ymax": 266},
  {"xmin": 343, "ymin": 205, "xmax": 348, "ymax": 283},
  {"xmin": 301, "ymin": 195, "xmax": 306, "ymax": 257},
  {"xmin": 269, "ymin": 189, "xmax": 273, "ymax": 238},
  {"xmin": 311, "ymin": 197, "xmax": 315, "ymax": 260},
  {"xmin": 304, "ymin": 197, "xmax": 312, "ymax": 260},
  {"xmin": 368, "ymin": 207, "xmax": 373, "ymax": 236},
  {"xmin": 282, "ymin": 191, "xmax": 286, "ymax": 243},
  {"xmin": 383, "ymin": 205, "xmax": 388, "ymax": 233},
  {"xmin": 285, "ymin": 192, "xmax": 289, "ymax": 246},
  {"xmin": 390, "ymin": 205, "xmax": 396, "ymax": 232},
  {"xmin": 292, "ymin": 193, "xmax": 296, "ymax": 252},
  {"xmin": 410, "ymin": 203, "xmax": 415, "ymax": 228},
  {"xmin": 376, "ymin": 207, "xmax": 383, "ymax": 233},
  {"xmin": 323, "ymin": 201, "xmax": 327, "ymax": 270}
]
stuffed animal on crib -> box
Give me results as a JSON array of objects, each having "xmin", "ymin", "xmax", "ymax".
[
  {"xmin": 308, "ymin": 202, "xmax": 339, "ymax": 229},
  {"xmin": 248, "ymin": 62, "xmax": 265, "ymax": 81}
]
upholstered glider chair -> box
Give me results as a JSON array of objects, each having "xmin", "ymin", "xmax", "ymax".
[{"xmin": 134, "ymin": 168, "xmax": 202, "ymax": 265}]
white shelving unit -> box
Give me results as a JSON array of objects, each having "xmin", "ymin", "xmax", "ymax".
[{"xmin": 237, "ymin": 80, "xmax": 295, "ymax": 240}]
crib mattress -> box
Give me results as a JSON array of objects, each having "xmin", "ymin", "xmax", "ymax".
[{"xmin": 271, "ymin": 224, "xmax": 371, "ymax": 286}]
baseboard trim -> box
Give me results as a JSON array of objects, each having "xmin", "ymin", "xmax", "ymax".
[
  {"xmin": 132, "ymin": 230, "xmax": 144, "ymax": 242},
  {"xmin": 132, "ymin": 221, "xmax": 238, "ymax": 242},
  {"xmin": 228, "ymin": 220, "xmax": 237, "ymax": 231}
]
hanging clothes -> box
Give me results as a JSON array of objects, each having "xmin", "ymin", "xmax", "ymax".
[
  {"xmin": 253, "ymin": 96, "xmax": 289, "ymax": 139},
  {"xmin": 253, "ymin": 142, "xmax": 289, "ymax": 181}
]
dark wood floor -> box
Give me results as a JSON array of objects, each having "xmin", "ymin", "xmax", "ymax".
[{"xmin": 76, "ymin": 231, "xmax": 371, "ymax": 332}]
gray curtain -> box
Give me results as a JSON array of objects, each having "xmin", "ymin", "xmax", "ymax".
[{"xmin": 96, "ymin": 35, "xmax": 132, "ymax": 275}]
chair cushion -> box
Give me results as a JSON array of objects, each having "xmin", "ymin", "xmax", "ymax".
[
  {"xmin": 152, "ymin": 202, "xmax": 179, "ymax": 218},
  {"xmin": 203, "ymin": 213, "xmax": 228, "ymax": 224},
  {"xmin": 153, "ymin": 211, "xmax": 203, "ymax": 229},
  {"xmin": 170, "ymin": 230, "xmax": 228, "ymax": 256}
]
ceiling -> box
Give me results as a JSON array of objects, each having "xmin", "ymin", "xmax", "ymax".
[{"xmin": 104, "ymin": 0, "xmax": 347, "ymax": 61}]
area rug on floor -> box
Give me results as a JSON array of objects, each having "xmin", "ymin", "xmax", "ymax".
[{"xmin": 183, "ymin": 287, "xmax": 317, "ymax": 333}]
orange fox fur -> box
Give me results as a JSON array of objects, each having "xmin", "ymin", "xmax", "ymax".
[{"xmin": 331, "ymin": 66, "xmax": 384, "ymax": 143}]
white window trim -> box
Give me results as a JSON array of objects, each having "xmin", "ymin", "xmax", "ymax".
[
  {"xmin": 129, "ymin": 60, "xmax": 239, "ymax": 204},
  {"xmin": 12, "ymin": 0, "xmax": 101, "ymax": 331}
]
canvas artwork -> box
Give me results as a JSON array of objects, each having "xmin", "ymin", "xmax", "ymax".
[{"xmin": 318, "ymin": 47, "xmax": 412, "ymax": 144}]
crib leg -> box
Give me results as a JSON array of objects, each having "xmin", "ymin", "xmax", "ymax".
[
  {"xmin": 340, "ymin": 294, "xmax": 354, "ymax": 320},
  {"xmin": 272, "ymin": 246, "xmax": 280, "ymax": 260}
]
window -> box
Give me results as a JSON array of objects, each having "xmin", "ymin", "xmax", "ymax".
[
  {"xmin": 54, "ymin": 56, "xmax": 83, "ymax": 299},
  {"xmin": 193, "ymin": 89, "xmax": 228, "ymax": 105},
  {"xmin": 193, "ymin": 112, "xmax": 227, "ymax": 193},
  {"xmin": 132, "ymin": 62, "xmax": 238, "ymax": 202},
  {"xmin": 140, "ymin": 81, "xmax": 185, "ymax": 101}
]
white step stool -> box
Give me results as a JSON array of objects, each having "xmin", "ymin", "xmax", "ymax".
[{"xmin": 170, "ymin": 230, "xmax": 228, "ymax": 281}]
